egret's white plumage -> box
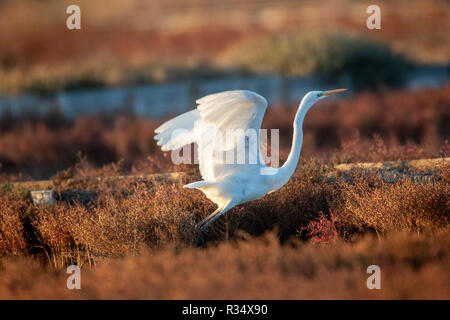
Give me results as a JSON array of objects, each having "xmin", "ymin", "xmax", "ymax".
[{"xmin": 154, "ymin": 89, "xmax": 346, "ymax": 245}]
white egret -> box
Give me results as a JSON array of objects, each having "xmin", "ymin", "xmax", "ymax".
[{"xmin": 154, "ymin": 89, "xmax": 347, "ymax": 245}]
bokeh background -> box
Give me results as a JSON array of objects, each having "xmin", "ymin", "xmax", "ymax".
[{"xmin": 0, "ymin": 0, "xmax": 449, "ymax": 180}]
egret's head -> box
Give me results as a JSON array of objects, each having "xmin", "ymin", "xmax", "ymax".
[
  {"xmin": 297, "ymin": 89, "xmax": 347, "ymax": 120},
  {"xmin": 304, "ymin": 88, "xmax": 347, "ymax": 105}
]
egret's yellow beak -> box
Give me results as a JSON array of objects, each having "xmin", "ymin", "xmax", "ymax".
[{"xmin": 323, "ymin": 88, "xmax": 347, "ymax": 96}]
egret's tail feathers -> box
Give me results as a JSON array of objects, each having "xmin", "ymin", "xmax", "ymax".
[
  {"xmin": 183, "ymin": 180, "xmax": 216, "ymax": 189},
  {"xmin": 154, "ymin": 109, "xmax": 200, "ymax": 151}
]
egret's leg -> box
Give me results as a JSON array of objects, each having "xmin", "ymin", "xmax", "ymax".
[
  {"xmin": 197, "ymin": 206, "xmax": 222, "ymax": 230},
  {"xmin": 195, "ymin": 200, "xmax": 238, "ymax": 246}
]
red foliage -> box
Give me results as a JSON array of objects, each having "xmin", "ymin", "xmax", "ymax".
[{"xmin": 298, "ymin": 209, "xmax": 340, "ymax": 244}]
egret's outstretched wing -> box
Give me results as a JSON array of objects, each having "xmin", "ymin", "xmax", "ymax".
[
  {"xmin": 154, "ymin": 90, "xmax": 268, "ymax": 181},
  {"xmin": 154, "ymin": 109, "xmax": 200, "ymax": 151},
  {"xmin": 195, "ymin": 90, "xmax": 268, "ymax": 180}
]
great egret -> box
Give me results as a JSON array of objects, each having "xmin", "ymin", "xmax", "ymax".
[{"xmin": 154, "ymin": 89, "xmax": 347, "ymax": 245}]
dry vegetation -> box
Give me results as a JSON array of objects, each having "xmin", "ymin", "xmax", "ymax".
[
  {"xmin": 1, "ymin": 231, "xmax": 449, "ymax": 299},
  {"xmin": 0, "ymin": 160, "xmax": 449, "ymax": 298}
]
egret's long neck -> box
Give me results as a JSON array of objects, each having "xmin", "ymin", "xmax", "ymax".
[{"xmin": 274, "ymin": 98, "xmax": 311, "ymax": 187}]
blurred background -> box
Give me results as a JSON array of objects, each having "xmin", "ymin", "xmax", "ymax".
[{"xmin": 0, "ymin": 0, "xmax": 449, "ymax": 180}]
